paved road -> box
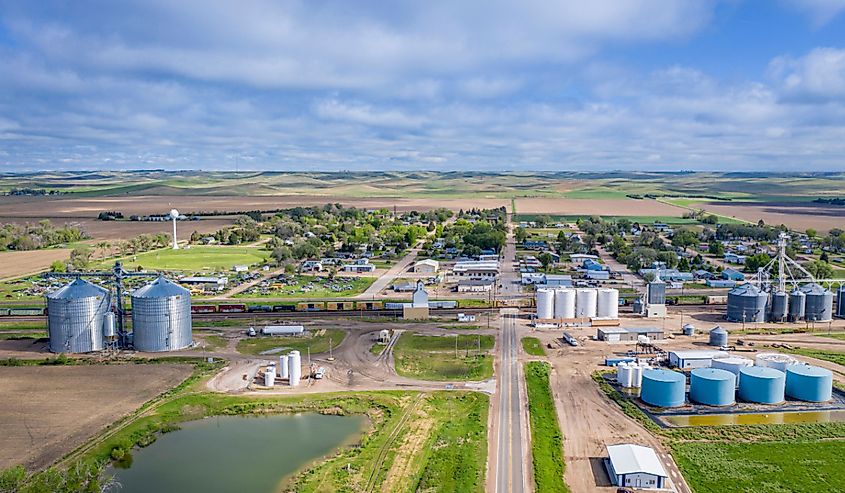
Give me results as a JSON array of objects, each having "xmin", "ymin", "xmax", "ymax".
[
  {"xmin": 495, "ymin": 311, "xmax": 526, "ymax": 493},
  {"xmin": 355, "ymin": 240, "xmax": 424, "ymax": 299}
]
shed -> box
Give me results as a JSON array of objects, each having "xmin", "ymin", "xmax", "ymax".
[
  {"xmin": 605, "ymin": 444, "xmax": 668, "ymax": 490},
  {"xmin": 668, "ymin": 350, "xmax": 726, "ymax": 369},
  {"xmin": 413, "ymin": 259, "xmax": 440, "ymax": 274}
]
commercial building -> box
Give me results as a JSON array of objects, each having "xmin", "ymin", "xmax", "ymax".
[
  {"xmin": 596, "ymin": 327, "xmax": 664, "ymax": 342},
  {"xmin": 604, "ymin": 444, "xmax": 668, "ymax": 490},
  {"xmin": 342, "ymin": 258, "xmax": 375, "ymax": 273},
  {"xmin": 451, "ymin": 260, "xmax": 499, "ymax": 279},
  {"xmin": 667, "ymin": 350, "xmax": 726, "ymax": 369},
  {"xmin": 457, "ymin": 279, "xmax": 493, "ymax": 292},
  {"xmin": 413, "ymin": 259, "xmax": 440, "ymax": 274}
]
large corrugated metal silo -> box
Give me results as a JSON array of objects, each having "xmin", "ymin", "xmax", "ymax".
[
  {"xmin": 837, "ymin": 286, "xmax": 845, "ymax": 318},
  {"xmin": 647, "ymin": 280, "xmax": 665, "ymax": 305},
  {"xmin": 535, "ymin": 288, "xmax": 554, "ymax": 319},
  {"xmin": 785, "ymin": 365, "xmax": 832, "ymax": 402},
  {"xmin": 690, "ymin": 368, "xmax": 736, "ymax": 406},
  {"xmin": 726, "ymin": 283, "xmax": 768, "ymax": 322},
  {"xmin": 46, "ymin": 279, "xmax": 110, "ymax": 353},
  {"xmin": 769, "ymin": 291, "xmax": 788, "ymax": 322},
  {"xmin": 553, "ymin": 288, "xmax": 576, "ymax": 319},
  {"xmin": 575, "ymin": 288, "xmax": 597, "ymax": 318},
  {"xmin": 131, "ymin": 276, "xmax": 192, "ymax": 352},
  {"xmin": 708, "ymin": 326, "xmax": 728, "ymax": 347},
  {"xmin": 788, "ymin": 290, "xmax": 806, "ymax": 322},
  {"xmin": 738, "ymin": 366, "xmax": 785, "ymax": 404},
  {"xmin": 641, "ymin": 369, "xmax": 686, "ymax": 408},
  {"xmin": 801, "ymin": 283, "xmax": 833, "ymax": 322},
  {"xmin": 596, "ymin": 288, "xmax": 619, "ymax": 319}
]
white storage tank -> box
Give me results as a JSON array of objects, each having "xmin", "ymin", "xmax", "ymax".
[
  {"xmin": 264, "ymin": 366, "xmax": 276, "ymax": 387},
  {"xmin": 102, "ymin": 311, "xmax": 117, "ymax": 340},
  {"xmin": 554, "ymin": 288, "xmax": 576, "ymax": 319},
  {"xmin": 596, "ymin": 288, "xmax": 619, "ymax": 319},
  {"xmin": 631, "ymin": 364, "xmax": 644, "ymax": 388},
  {"xmin": 711, "ymin": 356, "xmax": 753, "ymax": 385},
  {"xmin": 261, "ymin": 325, "xmax": 305, "ymax": 336},
  {"xmin": 536, "ymin": 288, "xmax": 555, "ymax": 319},
  {"xmin": 288, "ymin": 350, "xmax": 302, "ymax": 387},
  {"xmin": 279, "ymin": 354, "xmax": 290, "ymax": 379},
  {"xmin": 755, "ymin": 353, "xmax": 797, "ymax": 372},
  {"xmin": 576, "ymin": 288, "xmax": 598, "ymax": 318}
]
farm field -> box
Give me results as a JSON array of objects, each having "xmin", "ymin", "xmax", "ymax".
[
  {"xmin": 0, "ymin": 364, "xmax": 192, "ymax": 471},
  {"xmin": 0, "ymin": 249, "xmax": 73, "ymax": 280},
  {"xmin": 235, "ymin": 328, "xmax": 346, "ymax": 355},
  {"xmin": 513, "ymin": 197, "xmax": 685, "ymax": 216},
  {"xmin": 101, "ymin": 245, "xmax": 270, "ymax": 271},
  {"xmin": 691, "ymin": 201, "xmax": 845, "ymax": 232},
  {"xmin": 392, "ymin": 332, "xmax": 494, "ymax": 381}
]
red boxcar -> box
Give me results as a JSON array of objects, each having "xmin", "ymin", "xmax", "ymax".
[
  {"xmin": 218, "ymin": 304, "xmax": 247, "ymax": 313},
  {"xmin": 191, "ymin": 305, "xmax": 217, "ymax": 314}
]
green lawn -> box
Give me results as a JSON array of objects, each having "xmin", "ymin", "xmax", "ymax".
[
  {"xmin": 392, "ymin": 332, "xmax": 494, "ymax": 381},
  {"xmin": 817, "ymin": 333, "xmax": 845, "ymax": 342},
  {"xmin": 235, "ymin": 329, "xmax": 346, "ymax": 355},
  {"xmin": 102, "ymin": 246, "xmax": 269, "ymax": 271},
  {"xmin": 524, "ymin": 362, "xmax": 568, "ymax": 492},
  {"xmin": 673, "ymin": 441, "xmax": 845, "ymax": 493},
  {"xmin": 779, "ymin": 347, "xmax": 845, "ymax": 367},
  {"xmin": 521, "ymin": 337, "xmax": 546, "ymax": 356},
  {"xmin": 233, "ymin": 275, "xmax": 375, "ymax": 299}
]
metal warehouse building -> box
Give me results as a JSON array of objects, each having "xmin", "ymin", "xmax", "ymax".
[
  {"xmin": 605, "ymin": 444, "xmax": 668, "ymax": 490},
  {"xmin": 596, "ymin": 327, "xmax": 664, "ymax": 342},
  {"xmin": 668, "ymin": 350, "xmax": 727, "ymax": 369}
]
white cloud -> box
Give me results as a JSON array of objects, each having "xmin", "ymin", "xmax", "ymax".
[
  {"xmin": 782, "ymin": 0, "xmax": 845, "ymax": 25},
  {"xmin": 769, "ymin": 47, "xmax": 845, "ymax": 100}
]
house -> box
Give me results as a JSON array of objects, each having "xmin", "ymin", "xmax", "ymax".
[
  {"xmin": 523, "ymin": 255, "xmax": 542, "ymax": 268},
  {"xmin": 179, "ymin": 276, "xmax": 228, "ymax": 292},
  {"xmin": 452, "ymin": 260, "xmax": 499, "ymax": 279},
  {"xmin": 570, "ymin": 254, "xmax": 599, "ymax": 263},
  {"xmin": 302, "ymin": 260, "xmax": 323, "ymax": 272},
  {"xmin": 584, "ymin": 270, "xmax": 610, "ymax": 280},
  {"xmin": 457, "ymin": 279, "xmax": 494, "ymax": 292},
  {"xmin": 582, "ymin": 259, "xmax": 605, "ymax": 271},
  {"xmin": 232, "ymin": 265, "xmax": 249, "ymax": 273},
  {"xmin": 724, "ymin": 253, "xmax": 746, "ymax": 264},
  {"xmin": 521, "ymin": 272, "xmax": 546, "ymax": 285},
  {"xmin": 523, "ymin": 240, "xmax": 548, "ymax": 250},
  {"xmin": 693, "ymin": 269, "xmax": 714, "ymax": 280},
  {"xmin": 479, "ymin": 254, "xmax": 499, "ymax": 261},
  {"xmin": 722, "ymin": 268, "xmax": 745, "ymax": 281},
  {"xmin": 413, "ymin": 259, "xmax": 440, "ymax": 274},
  {"xmin": 342, "ymin": 259, "xmax": 376, "ymax": 273},
  {"xmin": 393, "ymin": 281, "xmax": 417, "ymax": 292},
  {"xmin": 604, "ymin": 444, "xmax": 668, "ymax": 490}
]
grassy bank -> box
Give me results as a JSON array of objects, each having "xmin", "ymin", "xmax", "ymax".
[
  {"xmin": 235, "ymin": 328, "xmax": 346, "ymax": 355},
  {"xmin": 521, "ymin": 337, "xmax": 546, "ymax": 356},
  {"xmin": 525, "ymin": 362, "xmax": 568, "ymax": 492},
  {"xmin": 393, "ymin": 332, "xmax": 494, "ymax": 381}
]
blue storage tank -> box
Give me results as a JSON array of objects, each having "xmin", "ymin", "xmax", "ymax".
[
  {"xmin": 785, "ymin": 365, "xmax": 833, "ymax": 402},
  {"xmin": 690, "ymin": 368, "xmax": 736, "ymax": 406},
  {"xmin": 738, "ymin": 366, "xmax": 785, "ymax": 404},
  {"xmin": 641, "ymin": 369, "xmax": 686, "ymax": 408},
  {"xmin": 708, "ymin": 326, "xmax": 728, "ymax": 347}
]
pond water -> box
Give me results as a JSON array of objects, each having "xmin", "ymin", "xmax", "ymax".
[
  {"xmin": 108, "ymin": 413, "xmax": 365, "ymax": 493},
  {"xmin": 662, "ymin": 409, "xmax": 845, "ymax": 427}
]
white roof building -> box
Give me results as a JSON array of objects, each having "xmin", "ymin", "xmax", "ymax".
[
  {"xmin": 452, "ymin": 260, "xmax": 499, "ymax": 278},
  {"xmin": 414, "ymin": 259, "xmax": 440, "ymax": 273},
  {"xmin": 605, "ymin": 444, "xmax": 668, "ymax": 490},
  {"xmin": 668, "ymin": 350, "xmax": 728, "ymax": 369}
]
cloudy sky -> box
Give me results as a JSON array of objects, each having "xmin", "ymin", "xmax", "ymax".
[{"xmin": 1, "ymin": 0, "xmax": 845, "ymax": 172}]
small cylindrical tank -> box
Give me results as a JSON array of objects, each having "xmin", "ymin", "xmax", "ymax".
[
  {"xmin": 288, "ymin": 350, "xmax": 302, "ymax": 387},
  {"xmin": 690, "ymin": 368, "xmax": 736, "ymax": 406},
  {"xmin": 738, "ymin": 366, "xmax": 785, "ymax": 404},
  {"xmin": 279, "ymin": 354, "xmax": 290, "ymax": 379},
  {"xmin": 682, "ymin": 323, "xmax": 695, "ymax": 336},
  {"xmin": 788, "ymin": 290, "xmax": 806, "ymax": 322},
  {"xmin": 535, "ymin": 288, "xmax": 554, "ymax": 319},
  {"xmin": 770, "ymin": 291, "xmax": 788, "ymax": 322},
  {"xmin": 554, "ymin": 288, "xmax": 576, "ymax": 319},
  {"xmin": 641, "ymin": 369, "xmax": 686, "ymax": 408},
  {"xmin": 575, "ymin": 289, "xmax": 597, "ymax": 318},
  {"xmin": 102, "ymin": 311, "xmax": 117, "ymax": 339},
  {"xmin": 785, "ymin": 365, "xmax": 833, "ymax": 402},
  {"xmin": 727, "ymin": 283, "xmax": 767, "ymax": 323},
  {"xmin": 264, "ymin": 366, "xmax": 276, "ymax": 387},
  {"xmin": 631, "ymin": 364, "xmax": 644, "ymax": 388},
  {"xmin": 708, "ymin": 326, "xmax": 728, "ymax": 347}
]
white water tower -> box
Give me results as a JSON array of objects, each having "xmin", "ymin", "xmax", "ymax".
[{"xmin": 169, "ymin": 209, "xmax": 180, "ymax": 250}]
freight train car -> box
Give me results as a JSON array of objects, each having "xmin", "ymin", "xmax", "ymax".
[
  {"xmin": 327, "ymin": 301, "xmax": 354, "ymax": 311},
  {"xmin": 191, "ymin": 305, "xmax": 217, "ymax": 314},
  {"xmin": 296, "ymin": 302, "xmax": 325, "ymax": 312},
  {"xmin": 219, "ymin": 304, "xmax": 248, "ymax": 313}
]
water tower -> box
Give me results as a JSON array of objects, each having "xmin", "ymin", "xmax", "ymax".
[{"xmin": 169, "ymin": 209, "xmax": 180, "ymax": 250}]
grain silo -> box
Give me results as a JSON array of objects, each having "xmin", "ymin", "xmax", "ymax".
[
  {"xmin": 535, "ymin": 288, "xmax": 554, "ymax": 319},
  {"xmin": 769, "ymin": 290, "xmax": 788, "ymax": 322},
  {"xmin": 46, "ymin": 279, "xmax": 111, "ymax": 353},
  {"xmin": 682, "ymin": 323, "xmax": 695, "ymax": 336},
  {"xmin": 131, "ymin": 276, "xmax": 192, "ymax": 352},
  {"xmin": 689, "ymin": 368, "xmax": 736, "ymax": 406},
  {"xmin": 726, "ymin": 283, "xmax": 768, "ymax": 323},
  {"xmin": 708, "ymin": 326, "xmax": 728, "ymax": 347},
  {"xmin": 738, "ymin": 366, "xmax": 785, "ymax": 404},
  {"xmin": 575, "ymin": 288, "xmax": 597, "ymax": 318},
  {"xmin": 641, "ymin": 369, "xmax": 686, "ymax": 408},
  {"xmin": 647, "ymin": 279, "xmax": 666, "ymax": 305},
  {"xmin": 837, "ymin": 286, "xmax": 845, "ymax": 318},
  {"xmin": 801, "ymin": 283, "xmax": 833, "ymax": 322},
  {"xmin": 788, "ymin": 290, "xmax": 806, "ymax": 322},
  {"xmin": 785, "ymin": 365, "xmax": 833, "ymax": 402},
  {"xmin": 596, "ymin": 288, "xmax": 619, "ymax": 319},
  {"xmin": 554, "ymin": 288, "xmax": 576, "ymax": 319}
]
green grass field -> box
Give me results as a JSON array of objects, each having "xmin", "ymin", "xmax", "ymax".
[
  {"xmin": 392, "ymin": 332, "xmax": 494, "ymax": 381},
  {"xmin": 103, "ymin": 246, "xmax": 269, "ymax": 271},
  {"xmin": 818, "ymin": 333, "xmax": 845, "ymax": 342},
  {"xmin": 524, "ymin": 362, "xmax": 568, "ymax": 492},
  {"xmin": 235, "ymin": 329, "xmax": 346, "ymax": 355},
  {"xmin": 521, "ymin": 337, "xmax": 546, "ymax": 356},
  {"xmin": 673, "ymin": 441, "xmax": 845, "ymax": 493},
  {"xmin": 233, "ymin": 275, "xmax": 375, "ymax": 299}
]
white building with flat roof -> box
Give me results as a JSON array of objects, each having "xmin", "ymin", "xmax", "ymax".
[
  {"xmin": 451, "ymin": 260, "xmax": 499, "ymax": 279},
  {"xmin": 605, "ymin": 444, "xmax": 668, "ymax": 490},
  {"xmin": 668, "ymin": 350, "xmax": 728, "ymax": 369}
]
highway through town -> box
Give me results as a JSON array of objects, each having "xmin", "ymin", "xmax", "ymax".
[{"xmin": 495, "ymin": 311, "xmax": 525, "ymax": 493}]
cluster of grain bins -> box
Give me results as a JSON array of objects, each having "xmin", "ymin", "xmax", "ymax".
[
  {"xmin": 726, "ymin": 282, "xmax": 834, "ymax": 323},
  {"xmin": 535, "ymin": 287, "xmax": 619, "ymax": 320},
  {"xmin": 46, "ymin": 275, "xmax": 193, "ymax": 353}
]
